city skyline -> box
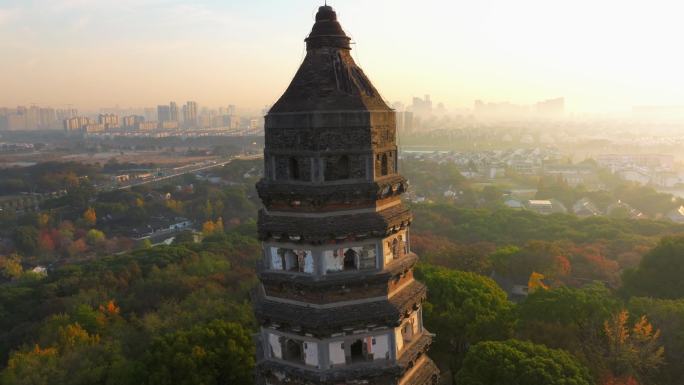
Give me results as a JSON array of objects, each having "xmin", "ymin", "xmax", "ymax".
[{"xmin": 2, "ymin": 0, "xmax": 684, "ymax": 113}]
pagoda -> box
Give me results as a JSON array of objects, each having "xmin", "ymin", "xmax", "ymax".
[{"xmin": 254, "ymin": 5, "xmax": 439, "ymax": 385}]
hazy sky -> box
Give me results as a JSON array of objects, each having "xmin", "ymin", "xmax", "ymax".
[{"xmin": 2, "ymin": 0, "xmax": 684, "ymax": 113}]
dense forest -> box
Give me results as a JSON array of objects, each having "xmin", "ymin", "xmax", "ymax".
[{"xmin": 2, "ymin": 158, "xmax": 684, "ymax": 384}]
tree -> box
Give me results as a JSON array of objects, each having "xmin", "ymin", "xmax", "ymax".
[
  {"xmin": 629, "ymin": 297, "xmax": 684, "ymax": 385},
  {"xmin": 144, "ymin": 320, "xmax": 254, "ymax": 385},
  {"xmin": 13, "ymin": 226, "xmax": 39, "ymax": 255},
  {"xmin": 86, "ymin": 229, "xmax": 106, "ymax": 245},
  {"xmin": 516, "ymin": 283, "xmax": 621, "ymax": 376},
  {"xmin": 604, "ymin": 310, "xmax": 664, "ymax": 382},
  {"xmin": 1, "ymin": 345, "xmax": 60, "ymax": 385},
  {"xmin": 83, "ymin": 207, "xmax": 97, "ymax": 227},
  {"xmin": 622, "ymin": 235, "xmax": 684, "ymax": 299},
  {"xmin": 0, "ymin": 254, "xmax": 24, "ymax": 280},
  {"xmin": 417, "ymin": 265, "xmax": 513, "ymax": 371},
  {"xmin": 455, "ymin": 339, "xmax": 594, "ymax": 385}
]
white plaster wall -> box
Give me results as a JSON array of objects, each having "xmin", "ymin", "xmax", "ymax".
[
  {"xmin": 270, "ymin": 247, "xmax": 283, "ymax": 270},
  {"xmin": 324, "ymin": 249, "xmax": 344, "ymax": 272},
  {"xmin": 268, "ymin": 333, "xmax": 282, "ymax": 359},
  {"xmin": 303, "ymin": 252, "xmax": 314, "ymax": 273},
  {"xmin": 371, "ymin": 334, "xmax": 390, "ymax": 360},
  {"xmin": 329, "ymin": 341, "xmax": 346, "ymax": 365},
  {"xmin": 304, "ymin": 341, "xmax": 319, "ymax": 367}
]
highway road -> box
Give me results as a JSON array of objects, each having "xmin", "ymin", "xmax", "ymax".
[{"xmin": 109, "ymin": 153, "xmax": 263, "ymax": 191}]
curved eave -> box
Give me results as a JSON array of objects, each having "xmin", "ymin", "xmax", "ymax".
[{"xmin": 254, "ymin": 280, "xmax": 427, "ymax": 336}]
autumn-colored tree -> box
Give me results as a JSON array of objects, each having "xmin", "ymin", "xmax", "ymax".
[
  {"xmin": 202, "ymin": 218, "xmax": 224, "ymax": 236},
  {"xmin": 37, "ymin": 212, "xmax": 51, "ymax": 228},
  {"xmin": 411, "ymin": 234, "xmax": 495, "ymax": 274},
  {"xmin": 602, "ymin": 375, "xmax": 640, "ymax": 385},
  {"xmin": 57, "ymin": 323, "xmax": 100, "ymax": 350},
  {"xmin": 528, "ymin": 272, "xmax": 548, "ymax": 293},
  {"xmin": 86, "ymin": 229, "xmax": 106, "ymax": 245},
  {"xmin": 202, "ymin": 220, "xmax": 215, "ymax": 235},
  {"xmin": 82, "ymin": 207, "xmax": 97, "ymax": 227},
  {"xmin": 68, "ymin": 238, "xmax": 88, "ymax": 256},
  {"xmin": 604, "ymin": 310, "xmax": 664, "ymax": 382},
  {"xmin": 38, "ymin": 230, "xmax": 56, "ymax": 253},
  {"xmin": 0, "ymin": 345, "xmax": 60, "ymax": 385},
  {"xmin": 516, "ymin": 283, "xmax": 621, "ymax": 377},
  {"xmin": 0, "ymin": 254, "xmax": 23, "ymax": 280}
]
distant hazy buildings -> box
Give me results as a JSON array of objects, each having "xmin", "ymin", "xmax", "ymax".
[
  {"xmin": 0, "ymin": 105, "xmax": 71, "ymax": 130},
  {"xmin": 169, "ymin": 101, "xmax": 179, "ymax": 122},
  {"xmin": 122, "ymin": 115, "xmax": 144, "ymax": 130},
  {"xmin": 536, "ymin": 98, "xmax": 565, "ymax": 117},
  {"xmin": 474, "ymin": 97, "xmax": 565, "ymax": 119},
  {"xmin": 183, "ymin": 101, "xmax": 198, "ymax": 128},
  {"xmin": 411, "ymin": 94, "xmax": 433, "ymax": 116},
  {"xmin": 2, "ymin": 100, "xmax": 264, "ymax": 137},
  {"xmin": 157, "ymin": 105, "xmax": 171, "ymax": 123},
  {"xmin": 64, "ymin": 116, "xmax": 92, "ymax": 133},
  {"xmin": 98, "ymin": 114, "xmax": 120, "ymax": 129}
]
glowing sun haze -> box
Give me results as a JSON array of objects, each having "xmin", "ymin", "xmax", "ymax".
[{"xmin": 1, "ymin": 0, "xmax": 683, "ymax": 113}]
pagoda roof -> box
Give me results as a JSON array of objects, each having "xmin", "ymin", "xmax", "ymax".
[{"xmin": 269, "ymin": 5, "xmax": 391, "ymax": 114}]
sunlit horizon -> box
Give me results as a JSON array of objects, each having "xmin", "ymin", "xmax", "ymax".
[{"xmin": 2, "ymin": 0, "xmax": 684, "ymax": 114}]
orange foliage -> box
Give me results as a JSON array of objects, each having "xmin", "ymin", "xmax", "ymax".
[
  {"xmin": 37, "ymin": 213, "xmax": 51, "ymax": 228},
  {"xmin": 38, "ymin": 231, "xmax": 56, "ymax": 253},
  {"xmin": 101, "ymin": 300, "xmax": 120, "ymax": 315},
  {"xmin": 82, "ymin": 207, "xmax": 97, "ymax": 227},
  {"xmin": 602, "ymin": 375, "xmax": 640, "ymax": 385},
  {"xmin": 68, "ymin": 238, "xmax": 88, "ymax": 256},
  {"xmin": 552, "ymin": 255, "xmax": 572, "ymax": 276},
  {"xmin": 202, "ymin": 218, "xmax": 224, "ymax": 236},
  {"xmin": 528, "ymin": 272, "xmax": 548, "ymax": 292},
  {"xmin": 58, "ymin": 323, "xmax": 100, "ymax": 349}
]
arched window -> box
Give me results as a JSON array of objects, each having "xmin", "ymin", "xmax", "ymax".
[
  {"xmin": 381, "ymin": 154, "xmax": 388, "ymax": 176},
  {"xmin": 344, "ymin": 248, "xmax": 357, "ymax": 270},
  {"xmin": 284, "ymin": 339, "xmax": 303, "ymax": 363},
  {"xmin": 289, "ymin": 157, "xmax": 300, "ymax": 180}
]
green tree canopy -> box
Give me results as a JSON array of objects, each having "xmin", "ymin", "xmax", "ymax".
[
  {"xmin": 144, "ymin": 320, "xmax": 254, "ymax": 385},
  {"xmin": 456, "ymin": 339, "xmax": 594, "ymax": 385},
  {"xmin": 416, "ymin": 265, "xmax": 513, "ymax": 371},
  {"xmin": 516, "ymin": 283, "xmax": 620, "ymax": 376},
  {"xmin": 622, "ymin": 235, "xmax": 684, "ymax": 299}
]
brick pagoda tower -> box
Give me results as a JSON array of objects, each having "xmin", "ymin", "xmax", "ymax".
[{"xmin": 254, "ymin": 5, "xmax": 439, "ymax": 385}]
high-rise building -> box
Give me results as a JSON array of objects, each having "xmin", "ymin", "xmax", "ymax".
[
  {"xmin": 63, "ymin": 116, "xmax": 92, "ymax": 135},
  {"xmin": 144, "ymin": 107, "xmax": 156, "ymax": 122},
  {"xmin": 122, "ymin": 115, "xmax": 145, "ymax": 130},
  {"xmin": 170, "ymin": 101, "xmax": 179, "ymax": 122},
  {"xmin": 56, "ymin": 108, "xmax": 78, "ymax": 122},
  {"xmin": 157, "ymin": 105, "xmax": 171, "ymax": 122},
  {"xmin": 183, "ymin": 101, "xmax": 198, "ymax": 128},
  {"xmin": 98, "ymin": 114, "xmax": 120, "ymax": 129},
  {"xmin": 253, "ymin": 6, "xmax": 439, "ymax": 385}
]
